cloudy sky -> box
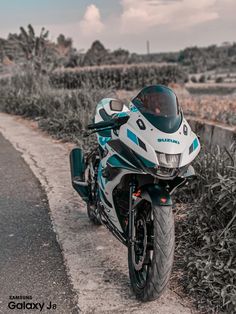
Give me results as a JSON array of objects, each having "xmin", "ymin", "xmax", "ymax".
[{"xmin": 0, "ymin": 0, "xmax": 235, "ymax": 53}]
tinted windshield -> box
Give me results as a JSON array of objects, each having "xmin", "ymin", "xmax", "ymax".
[{"xmin": 132, "ymin": 85, "xmax": 182, "ymax": 133}]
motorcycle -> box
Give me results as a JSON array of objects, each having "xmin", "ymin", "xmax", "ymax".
[{"xmin": 70, "ymin": 85, "xmax": 200, "ymax": 301}]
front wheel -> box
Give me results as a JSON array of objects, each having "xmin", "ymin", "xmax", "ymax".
[{"xmin": 128, "ymin": 204, "xmax": 175, "ymax": 301}]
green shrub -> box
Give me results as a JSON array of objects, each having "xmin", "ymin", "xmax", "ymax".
[
  {"xmin": 176, "ymin": 146, "xmax": 236, "ymax": 313},
  {"xmin": 199, "ymin": 74, "xmax": 206, "ymax": 83},
  {"xmin": 0, "ymin": 70, "xmax": 113, "ymax": 150},
  {"xmin": 215, "ymin": 76, "xmax": 224, "ymax": 83},
  {"xmin": 190, "ymin": 75, "xmax": 197, "ymax": 83}
]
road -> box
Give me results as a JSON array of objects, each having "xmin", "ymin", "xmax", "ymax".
[{"xmin": 0, "ymin": 134, "xmax": 78, "ymax": 313}]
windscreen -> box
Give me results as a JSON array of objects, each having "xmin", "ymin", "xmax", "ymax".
[{"xmin": 132, "ymin": 85, "xmax": 182, "ymax": 133}]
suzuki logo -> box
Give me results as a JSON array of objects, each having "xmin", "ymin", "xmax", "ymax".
[{"xmin": 158, "ymin": 138, "xmax": 180, "ymax": 144}]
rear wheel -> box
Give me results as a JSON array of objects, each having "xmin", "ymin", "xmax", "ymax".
[
  {"xmin": 128, "ymin": 204, "xmax": 175, "ymax": 301},
  {"xmin": 86, "ymin": 152, "xmax": 102, "ymax": 226}
]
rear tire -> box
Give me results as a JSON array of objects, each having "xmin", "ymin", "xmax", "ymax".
[{"xmin": 128, "ymin": 205, "xmax": 175, "ymax": 301}]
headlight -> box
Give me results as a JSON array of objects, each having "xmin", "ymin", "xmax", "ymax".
[{"xmin": 156, "ymin": 152, "xmax": 181, "ymax": 168}]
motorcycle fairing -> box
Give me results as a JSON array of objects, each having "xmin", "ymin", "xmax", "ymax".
[
  {"xmin": 118, "ymin": 101, "xmax": 200, "ymax": 168},
  {"xmin": 94, "ymin": 97, "xmax": 200, "ymax": 233},
  {"xmin": 95, "ymin": 98, "xmax": 129, "ymax": 149}
]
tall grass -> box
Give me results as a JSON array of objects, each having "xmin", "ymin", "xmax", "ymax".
[
  {"xmin": 0, "ymin": 69, "xmax": 235, "ymax": 313},
  {"xmin": 50, "ymin": 64, "xmax": 187, "ymax": 90},
  {"xmin": 0, "ymin": 68, "xmax": 113, "ymax": 149},
  {"xmin": 176, "ymin": 145, "xmax": 236, "ymax": 313}
]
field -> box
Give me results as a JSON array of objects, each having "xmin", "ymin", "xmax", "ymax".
[
  {"xmin": 117, "ymin": 84, "xmax": 236, "ymax": 127},
  {"xmin": 0, "ymin": 65, "xmax": 236, "ymax": 313}
]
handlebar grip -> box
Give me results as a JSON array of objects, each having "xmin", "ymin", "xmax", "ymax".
[
  {"xmin": 87, "ymin": 120, "xmax": 114, "ymax": 130},
  {"xmin": 87, "ymin": 115, "xmax": 129, "ymax": 130}
]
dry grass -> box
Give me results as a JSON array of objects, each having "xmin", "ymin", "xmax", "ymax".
[
  {"xmin": 116, "ymin": 85, "xmax": 236, "ymax": 126},
  {"xmin": 180, "ymin": 94, "xmax": 236, "ymax": 126}
]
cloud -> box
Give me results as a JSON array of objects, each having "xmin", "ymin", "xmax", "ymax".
[
  {"xmin": 12, "ymin": 0, "xmax": 234, "ymax": 53},
  {"xmin": 79, "ymin": 4, "xmax": 104, "ymax": 36},
  {"xmin": 120, "ymin": 0, "xmax": 219, "ymax": 33}
]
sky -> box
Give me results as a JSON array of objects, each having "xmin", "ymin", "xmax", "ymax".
[{"xmin": 0, "ymin": 0, "xmax": 236, "ymax": 53}]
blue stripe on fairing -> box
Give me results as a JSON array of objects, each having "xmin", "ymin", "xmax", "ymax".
[
  {"xmin": 99, "ymin": 136, "xmax": 111, "ymax": 146},
  {"xmin": 127, "ymin": 129, "xmax": 138, "ymax": 145},
  {"xmin": 193, "ymin": 138, "xmax": 198, "ymax": 150}
]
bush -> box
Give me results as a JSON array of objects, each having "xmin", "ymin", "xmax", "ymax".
[
  {"xmin": 176, "ymin": 146, "xmax": 236, "ymax": 313},
  {"xmin": 0, "ymin": 70, "xmax": 113, "ymax": 151},
  {"xmin": 215, "ymin": 76, "xmax": 224, "ymax": 83},
  {"xmin": 191, "ymin": 75, "xmax": 197, "ymax": 83},
  {"xmin": 199, "ymin": 74, "xmax": 206, "ymax": 83}
]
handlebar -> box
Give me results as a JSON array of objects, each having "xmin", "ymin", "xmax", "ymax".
[
  {"xmin": 87, "ymin": 115, "xmax": 129, "ymax": 131},
  {"xmin": 87, "ymin": 120, "xmax": 115, "ymax": 130}
]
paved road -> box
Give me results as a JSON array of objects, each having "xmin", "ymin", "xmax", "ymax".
[{"xmin": 0, "ymin": 134, "xmax": 78, "ymax": 314}]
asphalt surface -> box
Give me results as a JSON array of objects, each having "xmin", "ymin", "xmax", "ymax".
[{"xmin": 0, "ymin": 134, "xmax": 78, "ymax": 314}]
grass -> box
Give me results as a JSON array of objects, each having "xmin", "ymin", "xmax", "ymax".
[
  {"xmin": 116, "ymin": 87, "xmax": 236, "ymax": 127},
  {"xmin": 186, "ymin": 83, "xmax": 236, "ymax": 95},
  {"xmin": 180, "ymin": 94, "xmax": 236, "ymax": 126},
  {"xmin": 175, "ymin": 146, "xmax": 236, "ymax": 313},
  {"xmin": 0, "ymin": 68, "xmax": 112, "ymax": 150}
]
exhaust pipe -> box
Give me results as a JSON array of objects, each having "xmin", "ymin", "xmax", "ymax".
[{"xmin": 69, "ymin": 148, "xmax": 89, "ymax": 202}]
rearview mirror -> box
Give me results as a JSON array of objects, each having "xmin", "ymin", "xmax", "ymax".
[{"xmin": 110, "ymin": 100, "xmax": 124, "ymax": 112}]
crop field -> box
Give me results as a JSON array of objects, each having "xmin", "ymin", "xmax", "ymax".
[
  {"xmin": 117, "ymin": 85, "xmax": 236, "ymax": 127},
  {"xmin": 50, "ymin": 63, "xmax": 187, "ymax": 90},
  {"xmin": 0, "ymin": 65, "xmax": 235, "ymax": 313}
]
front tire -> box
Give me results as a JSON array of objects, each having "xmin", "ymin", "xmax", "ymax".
[{"xmin": 128, "ymin": 205, "xmax": 175, "ymax": 301}]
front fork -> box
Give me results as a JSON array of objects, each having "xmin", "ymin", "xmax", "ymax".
[
  {"xmin": 128, "ymin": 181, "xmax": 136, "ymax": 247},
  {"xmin": 128, "ymin": 180, "xmax": 173, "ymax": 245}
]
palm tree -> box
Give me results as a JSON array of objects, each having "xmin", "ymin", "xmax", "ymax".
[{"xmin": 18, "ymin": 24, "xmax": 55, "ymax": 73}]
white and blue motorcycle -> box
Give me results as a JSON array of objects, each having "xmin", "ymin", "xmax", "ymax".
[{"xmin": 70, "ymin": 85, "xmax": 200, "ymax": 301}]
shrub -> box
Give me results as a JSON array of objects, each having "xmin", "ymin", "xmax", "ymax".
[
  {"xmin": 191, "ymin": 76, "xmax": 197, "ymax": 83},
  {"xmin": 215, "ymin": 76, "xmax": 224, "ymax": 83},
  {"xmin": 199, "ymin": 74, "xmax": 206, "ymax": 83},
  {"xmin": 0, "ymin": 70, "xmax": 113, "ymax": 150},
  {"xmin": 175, "ymin": 146, "xmax": 236, "ymax": 313}
]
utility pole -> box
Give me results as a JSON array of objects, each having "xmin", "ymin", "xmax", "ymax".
[{"xmin": 146, "ymin": 40, "xmax": 150, "ymax": 55}]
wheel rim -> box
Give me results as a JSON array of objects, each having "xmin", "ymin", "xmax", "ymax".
[{"xmin": 131, "ymin": 213, "xmax": 153, "ymax": 289}]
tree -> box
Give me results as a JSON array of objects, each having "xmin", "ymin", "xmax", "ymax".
[
  {"xmin": 191, "ymin": 76, "xmax": 197, "ymax": 83},
  {"xmin": 215, "ymin": 77, "xmax": 224, "ymax": 83},
  {"xmin": 82, "ymin": 40, "xmax": 108, "ymax": 66},
  {"xmin": 57, "ymin": 34, "xmax": 72, "ymax": 49},
  {"xmin": 17, "ymin": 24, "xmax": 56, "ymax": 73},
  {"xmin": 199, "ymin": 74, "xmax": 206, "ymax": 83},
  {"xmin": 110, "ymin": 48, "xmax": 129, "ymax": 64}
]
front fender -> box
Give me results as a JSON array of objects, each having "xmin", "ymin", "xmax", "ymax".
[{"xmin": 140, "ymin": 184, "xmax": 172, "ymax": 206}]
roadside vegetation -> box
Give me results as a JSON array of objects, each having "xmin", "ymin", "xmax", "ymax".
[
  {"xmin": 0, "ymin": 69, "xmax": 108, "ymax": 149},
  {"xmin": 175, "ymin": 146, "xmax": 236, "ymax": 313},
  {"xmin": 0, "ymin": 69, "xmax": 235, "ymax": 313},
  {"xmin": 181, "ymin": 94, "xmax": 236, "ymax": 126}
]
